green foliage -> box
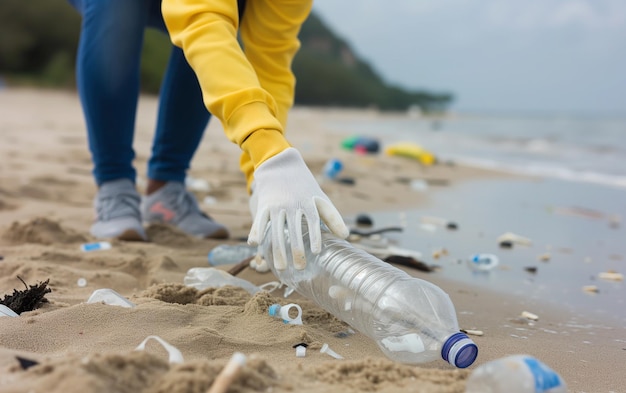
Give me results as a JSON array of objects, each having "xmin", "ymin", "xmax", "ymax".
[{"xmin": 0, "ymin": 2, "xmax": 453, "ymax": 112}]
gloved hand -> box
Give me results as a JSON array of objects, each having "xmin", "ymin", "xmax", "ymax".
[{"xmin": 247, "ymin": 148, "xmax": 349, "ymax": 270}]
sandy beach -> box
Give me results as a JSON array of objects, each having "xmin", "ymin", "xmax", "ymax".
[{"xmin": 0, "ymin": 88, "xmax": 624, "ymax": 393}]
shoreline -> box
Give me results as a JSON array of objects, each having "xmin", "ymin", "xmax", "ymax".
[{"xmin": 1, "ymin": 88, "xmax": 624, "ymax": 392}]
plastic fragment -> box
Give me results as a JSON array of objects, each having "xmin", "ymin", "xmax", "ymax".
[
  {"xmin": 268, "ymin": 303, "xmax": 303, "ymax": 325},
  {"xmin": 461, "ymin": 329, "xmax": 484, "ymax": 337},
  {"xmin": 582, "ymin": 285, "xmax": 599, "ymax": 294},
  {"xmin": 80, "ymin": 242, "xmax": 111, "ymax": 252},
  {"xmin": 497, "ymin": 232, "xmax": 532, "ymax": 246},
  {"xmin": 135, "ymin": 335, "xmax": 184, "ymax": 364},
  {"xmin": 598, "ymin": 271, "xmax": 623, "ymax": 281},
  {"xmin": 86, "ymin": 288, "xmax": 136, "ymax": 308},
  {"xmin": 320, "ymin": 343, "xmax": 344, "ymax": 360},
  {"xmin": 521, "ymin": 311, "xmax": 539, "ymax": 321},
  {"xmin": 0, "ymin": 304, "xmax": 19, "ymax": 317}
]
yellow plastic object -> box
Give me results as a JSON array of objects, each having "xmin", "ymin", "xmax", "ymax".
[{"xmin": 384, "ymin": 143, "xmax": 436, "ymax": 166}]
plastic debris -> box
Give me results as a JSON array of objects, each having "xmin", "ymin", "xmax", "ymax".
[
  {"xmin": 320, "ymin": 343, "xmax": 344, "ymax": 360},
  {"xmin": 524, "ymin": 266, "xmax": 538, "ymax": 274},
  {"xmin": 598, "ymin": 271, "xmax": 623, "ymax": 281},
  {"xmin": 135, "ymin": 335, "xmax": 184, "ymax": 364},
  {"xmin": 207, "ymin": 352, "xmax": 247, "ymax": 393},
  {"xmin": 323, "ymin": 158, "xmax": 343, "ymax": 180},
  {"xmin": 86, "ymin": 288, "xmax": 136, "ymax": 308},
  {"xmin": 538, "ymin": 253, "xmax": 551, "ymax": 262},
  {"xmin": 293, "ymin": 343, "xmax": 308, "ymax": 358},
  {"xmin": 257, "ymin": 281, "xmax": 282, "ymax": 293},
  {"xmin": 15, "ymin": 356, "xmax": 39, "ymax": 370},
  {"xmin": 521, "ymin": 311, "xmax": 539, "ymax": 321},
  {"xmin": 185, "ymin": 176, "xmax": 210, "ymax": 192},
  {"xmin": 461, "ymin": 329, "xmax": 484, "ymax": 337},
  {"xmin": 80, "ymin": 241, "xmax": 111, "ymax": 252},
  {"xmin": 355, "ymin": 213, "xmax": 373, "ymax": 227},
  {"xmin": 410, "ymin": 179, "xmax": 428, "ymax": 191},
  {"xmin": 203, "ymin": 196, "xmax": 217, "ymax": 206},
  {"xmin": 0, "ymin": 304, "xmax": 19, "ymax": 317},
  {"xmin": 268, "ymin": 303, "xmax": 303, "ymax": 325},
  {"xmin": 249, "ymin": 256, "xmax": 270, "ymax": 273},
  {"xmin": 77, "ymin": 278, "xmax": 87, "ymax": 287},
  {"xmin": 496, "ymin": 232, "xmax": 532, "ymax": 247},
  {"xmin": 184, "ymin": 267, "xmax": 260, "ymax": 294},
  {"xmin": 420, "ymin": 216, "xmax": 458, "ymax": 230},
  {"xmin": 582, "ymin": 285, "xmax": 599, "ymax": 294},
  {"xmin": 467, "ymin": 254, "xmax": 499, "ymax": 271}
]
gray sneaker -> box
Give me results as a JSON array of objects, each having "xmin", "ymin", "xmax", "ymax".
[
  {"xmin": 141, "ymin": 181, "xmax": 229, "ymax": 239},
  {"xmin": 91, "ymin": 179, "xmax": 147, "ymax": 241}
]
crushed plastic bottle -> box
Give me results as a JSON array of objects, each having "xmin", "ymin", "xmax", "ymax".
[
  {"xmin": 260, "ymin": 225, "xmax": 478, "ymax": 368},
  {"xmin": 207, "ymin": 244, "xmax": 258, "ymax": 266},
  {"xmin": 465, "ymin": 355, "xmax": 567, "ymax": 393}
]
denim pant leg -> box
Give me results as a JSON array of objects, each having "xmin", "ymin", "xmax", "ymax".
[
  {"xmin": 72, "ymin": 0, "xmax": 152, "ymax": 186},
  {"xmin": 145, "ymin": 4, "xmax": 211, "ymax": 183}
]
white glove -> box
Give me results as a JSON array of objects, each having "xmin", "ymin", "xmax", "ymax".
[{"xmin": 247, "ymin": 148, "xmax": 349, "ymax": 270}]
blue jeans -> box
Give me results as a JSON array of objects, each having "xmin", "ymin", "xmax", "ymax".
[{"xmin": 69, "ymin": 0, "xmax": 210, "ymax": 186}]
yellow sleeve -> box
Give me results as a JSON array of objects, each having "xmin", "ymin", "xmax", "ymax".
[{"xmin": 162, "ymin": 0, "xmax": 313, "ymax": 191}]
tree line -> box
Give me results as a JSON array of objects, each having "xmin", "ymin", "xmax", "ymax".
[{"xmin": 0, "ymin": 0, "xmax": 453, "ymax": 113}]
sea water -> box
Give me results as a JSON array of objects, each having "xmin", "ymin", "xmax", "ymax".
[
  {"xmin": 317, "ymin": 113, "xmax": 626, "ymax": 326},
  {"xmin": 320, "ymin": 113, "xmax": 626, "ymax": 190}
]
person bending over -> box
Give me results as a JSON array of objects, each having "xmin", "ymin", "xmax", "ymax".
[{"xmin": 163, "ymin": 0, "xmax": 349, "ymax": 269}]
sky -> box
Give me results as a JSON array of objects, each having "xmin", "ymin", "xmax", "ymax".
[{"xmin": 311, "ymin": 0, "xmax": 626, "ymax": 116}]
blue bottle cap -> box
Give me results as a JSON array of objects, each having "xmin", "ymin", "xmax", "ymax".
[
  {"xmin": 442, "ymin": 332, "xmax": 478, "ymax": 368},
  {"xmin": 268, "ymin": 304, "xmax": 280, "ymax": 317}
]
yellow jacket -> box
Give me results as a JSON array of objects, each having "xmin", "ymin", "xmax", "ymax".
[{"xmin": 163, "ymin": 0, "xmax": 313, "ymax": 192}]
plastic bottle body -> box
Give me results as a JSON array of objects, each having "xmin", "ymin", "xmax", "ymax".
[
  {"xmin": 207, "ymin": 244, "xmax": 257, "ymax": 266},
  {"xmin": 261, "ymin": 227, "xmax": 477, "ymax": 367},
  {"xmin": 465, "ymin": 355, "xmax": 567, "ymax": 393}
]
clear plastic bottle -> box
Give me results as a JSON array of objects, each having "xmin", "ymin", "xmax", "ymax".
[
  {"xmin": 207, "ymin": 244, "xmax": 258, "ymax": 266},
  {"xmin": 465, "ymin": 355, "xmax": 567, "ymax": 393},
  {"xmin": 260, "ymin": 226, "xmax": 478, "ymax": 368}
]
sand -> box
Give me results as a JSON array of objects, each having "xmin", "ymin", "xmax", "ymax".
[{"xmin": 0, "ymin": 88, "xmax": 624, "ymax": 393}]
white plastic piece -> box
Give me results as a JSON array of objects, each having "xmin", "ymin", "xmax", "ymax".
[
  {"xmin": 135, "ymin": 335, "xmax": 184, "ymax": 364},
  {"xmin": 497, "ymin": 232, "xmax": 532, "ymax": 246},
  {"xmin": 295, "ymin": 346, "xmax": 307, "ymax": 358},
  {"xmin": 283, "ymin": 286, "xmax": 295, "ymax": 298},
  {"xmin": 521, "ymin": 311, "xmax": 539, "ymax": 321},
  {"xmin": 80, "ymin": 242, "xmax": 112, "ymax": 252},
  {"xmin": 86, "ymin": 288, "xmax": 136, "ymax": 308},
  {"xmin": 185, "ymin": 176, "xmax": 210, "ymax": 192},
  {"xmin": 184, "ymin": 267, "xmax": 260, "ymax": 295},
  {"xmin": 0, "ymin": 305, "xmax": 19, "ymax": 317},
  {"xmin": 598, "ymin": 271, "xmax": 623, "ymax": 281},
  {"xmin": 381, "ymin": 333, "xmax": 425, "ymax": 353},
  {"xmin": 269, "ymin": 303, "xmax": 303, "ymax": 325},
  {"xmin": 258, "ymin": 281, "xmax": 282, "ymax": 293},
  {"xmin": 77, "ymin": 278, "xmax": 87, "ymax": 287},
  {"xmin": 320, "ymin": 343, "xmax": 344, "ymax": 359}
]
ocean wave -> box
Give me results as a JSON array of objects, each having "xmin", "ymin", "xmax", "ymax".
[{"xmin": 453, "ymin": 156, "xmax": 626, "ymax": 190}]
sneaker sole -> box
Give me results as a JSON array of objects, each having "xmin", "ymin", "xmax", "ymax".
[
  {"xmin": 116, "ymin": 229, "xmax": 147, "ymax": 242},
  {"xmin": 205, "ymin": 228, "xmax": 229, "ymax": 240}
]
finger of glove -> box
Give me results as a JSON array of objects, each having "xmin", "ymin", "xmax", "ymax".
[
  {"xmin": 248, "ymin": 207, "xmax": 269, "ymax": 246},
  {"xmin": 315, "ymin": 198, "xmax": 349, "ymax": 239},
  {"xmin": 290, "ymin": 209, "xmax": 307, "ymax": 270},
  {"xmin": 271, "ymin": 209, "xmax": 288, "ymax": 270},
  {"xmin": 303, "ymin": 206, "xmax": 322, "ymax": 255}
]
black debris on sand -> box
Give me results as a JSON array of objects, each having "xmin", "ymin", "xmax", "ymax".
[{"xmin": 1, "ymin": 277, "xmax": 51, "ymax": 314}]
